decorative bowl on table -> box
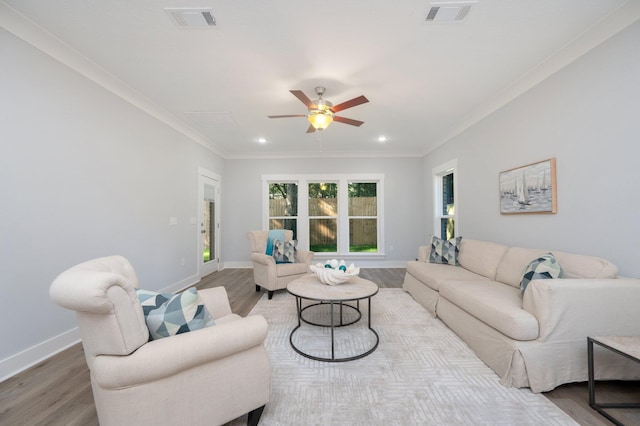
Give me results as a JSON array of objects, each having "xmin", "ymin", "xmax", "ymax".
[{"xmin": 309, "ymin": 259, "xmax": 360, "ymax": 285}]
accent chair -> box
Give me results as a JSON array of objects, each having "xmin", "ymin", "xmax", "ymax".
[
  {"xmin": 49, "ymin": 255, "xmax": 271, "ymax": 426},
  {"xmin": 246, "ymin": 230, "xmax": 314, "ymax": 299}
]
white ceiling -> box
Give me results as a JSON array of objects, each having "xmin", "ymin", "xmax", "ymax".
[{"xmin": 3, "ymin": 0, "xmax": 638, "ymax": 158}]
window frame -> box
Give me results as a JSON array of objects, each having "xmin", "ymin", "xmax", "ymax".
[
  {"xmin": 262, "ymin": 174, "xmax": 384, "ymax": 257},
  {"xmin": 432, "ymin": 159, "xmax": 458, "ymax": 240}
]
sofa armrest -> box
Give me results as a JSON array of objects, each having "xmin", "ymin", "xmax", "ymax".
[
  {"xmin": 198, "ymin": 286, "xmax": 233, "ymax": 318},
  {"xmin": 418, "ymin": 246, "xmax": 430, "ymax": 262},
  {"xmin": 251, "ymin": 252, "xmax": 276, "ymax": 266},
  {"xmin": 92, "ymin": 314, "xmax": 269, "ymax": 389},
  {"xmin": 296, "ymin": 249, "xmax": 314, "ymax": 265},
  {"xmin": 523, "ymin": 278, "xmax": 640, "ymax": 341}
]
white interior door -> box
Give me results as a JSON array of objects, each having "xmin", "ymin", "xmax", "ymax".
[{"xmin": 199, "ymin": 171, "xmax": 221, "ymax": 277}]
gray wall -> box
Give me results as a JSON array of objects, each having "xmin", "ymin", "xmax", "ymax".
[
  {"xmin": 0, "ymin": 29, "xmax": 224, "ymax": 368},
  {"xmin": 222, "ymin": 157, "xmax": 424, "ymax": 265},
  {"xmin": 2, "ymin": 14, "xmax": 638, "ymax": 382},
  {"xmin": 423, "ymin": 21, "xmax": 640, "ymax": 277}
]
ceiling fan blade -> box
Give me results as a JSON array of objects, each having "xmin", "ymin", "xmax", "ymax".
[
  {"xmin": 267, "ymin": 114, "xmax": 306, "ymax": 118},
  {"xmin": 334, "ymin": 116, "xmax": 365, "ymax": 127},
  {"xmin": 290, "ymin": 90, "xmax": 314, "ymax": 108},
  {"xmin": 306, "ymin": 124, "xmax": 316, "ymax": 133},
  {"xmin": 331, "ymin": 95, "xmax": 369, "ymax": 113}
]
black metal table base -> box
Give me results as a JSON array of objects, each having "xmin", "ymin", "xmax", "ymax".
[
  {"xmin": 290, "ymin": 296, "xmax": 379, "ymax": 362},
  {"xmin": 588, "ymin": 337, "xmax": 640, "ymax": 426}
]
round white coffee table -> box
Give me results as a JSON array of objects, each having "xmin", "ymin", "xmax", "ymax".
[{"xmin": 287, "ymin": 274, "xmax": 379, "ymax": 362}]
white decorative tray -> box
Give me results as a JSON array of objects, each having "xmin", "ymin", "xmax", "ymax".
[{"xmin": 309, "ymin": 260, "xmax": 360, "ymax": 285}]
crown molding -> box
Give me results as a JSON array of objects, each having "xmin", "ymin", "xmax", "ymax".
[
  {"xmin": 0, "ymin": 1, "xmax": 226, "ymax": 158},
  {"xmin": 423, "ymin": 1, "xmax": 640, "ymax": 156}
]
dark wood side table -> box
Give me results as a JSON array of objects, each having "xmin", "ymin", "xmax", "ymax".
[{"xmin": 588, "ymin": 336, "xmax": 640, "ymax": 426}]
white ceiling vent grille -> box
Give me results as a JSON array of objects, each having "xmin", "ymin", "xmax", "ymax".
[
  {"xmin": 425, "ymin": 2, "xmax": 477, "ymax": 22},
  {"xmin": 165, "ymin": 8, "xmax": 216, "ymax": 28}
]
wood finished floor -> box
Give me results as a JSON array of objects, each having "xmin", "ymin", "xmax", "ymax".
[{"xmin": 1, "ymin": 268, "xmax": 638, "ymax": 425}]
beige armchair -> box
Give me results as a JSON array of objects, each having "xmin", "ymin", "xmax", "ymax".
[
  {"xmin": 247, "ymin": 230, "xmax": 314, "ymax": 299},
  {"xmin": 49, "ymin": 255, "xmax": 271, "ymax": 426}
]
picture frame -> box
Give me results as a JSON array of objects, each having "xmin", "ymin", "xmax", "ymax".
[{"xmin": 499, "ymin": 158, "xmax": 557, "ymax": 214}]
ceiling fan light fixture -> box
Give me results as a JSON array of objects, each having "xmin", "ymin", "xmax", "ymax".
[{"xmin": 308, "ymin": 109, "xmax": 334, "ymax": 130}]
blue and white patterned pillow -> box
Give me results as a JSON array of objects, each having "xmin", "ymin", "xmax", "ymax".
[
  {"xmin": 520, "ymin": 253, "xmax": 564, "ymax": 294},
  {"xmin": 429, "ymin": 236, "xmax": 462, "ymax": 266},
  {"xmin": 273, "ymin": 239, "xmax": 298, "ymax": 264},
  {"xmin": 135, "ymin": 288, "xmax": 214, "ymax": 341}
]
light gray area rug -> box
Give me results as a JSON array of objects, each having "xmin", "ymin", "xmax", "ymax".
[{"xmin": 233, "ymin": 288, "xmax": 577, "ymax": 426}]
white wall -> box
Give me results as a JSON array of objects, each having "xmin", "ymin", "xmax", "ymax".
[
  {"xmin": 222, "ymin": 156, "xmax": 424, "ymax": 267},
  {"xmin": 423, "ymin": 21, "xmax": 640, "ymax": 277},
  {"xmin": 0, "ymin": 29, "xmax": 224, "ymax": 378}
]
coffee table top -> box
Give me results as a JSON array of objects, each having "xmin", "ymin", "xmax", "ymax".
[
  {"xmin": 590, "ymin": 336, "xmax": 640, "ymax": 361},
  {"xmin": 287, "ymin": 274, "xmax": 378, "ymax": 301}
]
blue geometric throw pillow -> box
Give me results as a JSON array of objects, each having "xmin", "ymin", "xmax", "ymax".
[
  {"xmin": 273, "ymin": 239, "xmax": 298, "ymax": 264},
  {"xmin": 520, "ymin": 253, "xmax": 564, "ymax": 294},
  {"xmin": 135, "ymin": 288, "xmax": 214, "ymax": 341},
  {"xmin": 429, "ymin": 236, "xmax": 462, "ymax": 266}
]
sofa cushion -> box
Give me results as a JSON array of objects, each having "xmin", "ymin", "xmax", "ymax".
[
  {"xmin": 273, "ymin": 239, "xmax": 297, "ymax": 263},
  {"xmin": 406, "ymin": 261, "xmax": 489, "ymax": 291},
  {"xmin": 457, "ymin": 239, "xmax": 509, "ymax": 280},
  {"xmin": 552, "ymin": 251, "xmax": 618, "ymax": 279},
  {"xmin": 136, "ymin": 288, "xmax": 215, "ymax": 341},
  {"xmin": 496, "ymin": 247, "xmax": 618, "ymax": 288},
  {"xmin": 520, "ymin": 253, "xmax": 564, "ymax": 293},
  {"xmin": 276, "ymin": 261, "xmax": 309, "ymax": 277},
  {"xmin": 439, "ymin": 280, "xmax": 539, "ymax": 341},
  {"xmin": 429, "ymin": 236, "xmax": 461, "ymax": 265}
]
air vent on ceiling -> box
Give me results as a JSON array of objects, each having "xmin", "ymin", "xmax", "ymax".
[
  {"xmin": 425, "ymin": 1, "xmax": 477, "ymax": 22},
  {"xmin": 165, "ymin": 8, "xmax": 216, "ymax": 28}
]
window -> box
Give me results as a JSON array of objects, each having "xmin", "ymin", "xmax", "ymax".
[
  {"xmin": 268, "ymin": 182, "xmax": 298, "ymax": 239},
  {"xmin": 348, "ymin": 182, "xmax": 377, "ymax": 252},
  {"xmin": 263, "ymin": 175, "xmax": 384, "ymax": 256},
  {"xmin": 433, "ymin": 160, "xmax": 457, "ymax": 240},
  {"xmin": 308, "ymin": 182, "xmax": 338, "ymax": 252}
]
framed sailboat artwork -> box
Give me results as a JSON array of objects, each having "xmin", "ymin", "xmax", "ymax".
[{"xmin": 499, "ymin": 158, "xmax": 557, "ymax": 214}]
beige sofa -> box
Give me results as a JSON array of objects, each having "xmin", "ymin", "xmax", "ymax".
[{"xmin": 402, "ymin": 239, "xmax": 640, "ymax": 393}]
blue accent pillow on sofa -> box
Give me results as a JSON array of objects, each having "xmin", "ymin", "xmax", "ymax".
[
  {"xmin": 429, "ymin": 236, "xmax": 462, "ymax": 266},
  {"xmin": 520, "ymin": 253, "xmax": 564, "ymax": 294}
]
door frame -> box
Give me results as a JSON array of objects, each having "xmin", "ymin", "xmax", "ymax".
[{"xmin": 198, "ymin": 168, "xmax": 221, "ymax": 278}]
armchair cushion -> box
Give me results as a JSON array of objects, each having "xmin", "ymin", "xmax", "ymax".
[
  {"xmin": 136, "ymin": 288, "xmax": 214, "ymax": 340},
  {"xmin": 273, "ymin": 239, "xmax": 298, "ymax": 263}
]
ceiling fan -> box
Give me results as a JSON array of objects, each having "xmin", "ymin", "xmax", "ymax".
[{"xmin": 268, "ymin": 86, "xmax": 369, "ymax": 133}]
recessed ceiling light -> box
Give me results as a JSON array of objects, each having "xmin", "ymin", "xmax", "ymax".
[
  {"xmin": 377, "ymin": 136, "xmax": 387, "ymax": 143},
  {"xmin": 257, "ymin": 137, "xmax": 267, "ymax": 144}
]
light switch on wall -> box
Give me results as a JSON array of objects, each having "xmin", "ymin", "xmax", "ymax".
[{"xmin": 169, "ymin": 217, "xmax": 178, "ymax": 225}]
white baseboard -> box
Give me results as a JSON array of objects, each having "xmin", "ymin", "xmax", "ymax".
[
  {"xmin": 163, "ymin": 273, "xmax": 201, "ymax": 293},
  {"xmin": 0, "ymin": 273, "xmax": 201, "ymax": 384},
  {"xmin": 222, "ymin": 261, "xmax": 253, "ymax": 269},
  {"xmin": 222, "ymin": 260, "xmax": 408, "ymax": 269},
  {"xmin": 0, "ymin": 327, "xmax": 81, "ymax": 383},
  {"xmin": 0, "ymin": 263, "xmax": 407, "ymax": 382}
]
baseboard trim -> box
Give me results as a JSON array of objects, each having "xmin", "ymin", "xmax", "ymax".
[
  {"xmin": 222, "ymin": 260, "xmax": 408, "ymax": 269},
  {"xmin": 164, "ymin": 273, "xmax": 201, "ymax": 293},
  {"xmin": 0, "ymin": 327, "xmax": 81, "ymax": 383},
  {"xmin": 222, "ymin": 261, "xmax": 253, "ymax": 269},
  {"xmin": 0, "ymin": 273, "xmax": 202, "ymax": 383}
]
